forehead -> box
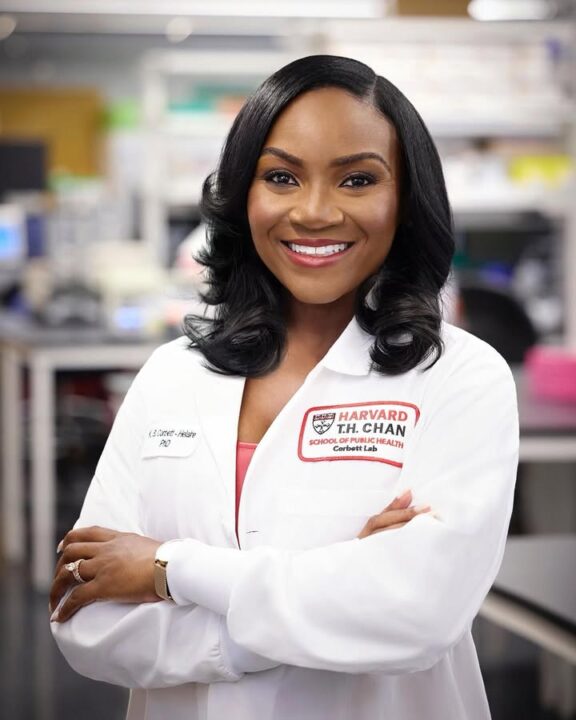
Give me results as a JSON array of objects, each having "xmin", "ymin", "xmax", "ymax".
[{"xmin": 264, "ymin": 87, "xmax": 398, "ymax": 160}]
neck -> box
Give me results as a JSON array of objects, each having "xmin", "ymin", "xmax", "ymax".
[{"xmin": 286, "ymin": 294, "xmax": 355, "ymax": 361}]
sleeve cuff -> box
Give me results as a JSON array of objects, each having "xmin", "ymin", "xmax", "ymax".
[{"xmin": 165, "ymin": 539, "xmax": 256, "ymax": 616}]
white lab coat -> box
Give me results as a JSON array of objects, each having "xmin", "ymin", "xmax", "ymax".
[{"xmin": 52, "ymin": 318, "xmax": 519, "ymax": 720}]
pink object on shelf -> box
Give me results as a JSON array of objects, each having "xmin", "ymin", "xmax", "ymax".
[{"xmin": 525, "ymin": 346, "xmax": 576, "ymax": 402}]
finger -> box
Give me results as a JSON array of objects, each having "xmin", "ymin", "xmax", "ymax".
[
  {"xmin": 381, "ymin": 505, "xmax": 430, "ymax": 526},
  {"xmin": 359, "ymin": 505, "xmax": 430, "ymax": 539},
  {"xmin": 369, "ymin": 507, "xmax": 419, "ymax": 529},
  {"xmin": 50, "ymin": 558, "xmax": 97, "ymax": 612},
  {"xmin": 49, "ymin": 565, "xmax": 78, "ymax": 613},
  {"xmin": 52, "ymin": 582, "xmax": 98, "ymax": 623},
  {"xmin": 385, "ymin": 489, "xmax": 412, "ymax": 511},
  {"xmin": 55, "ymin": 541, "xmax": 102, "ymax": 577},
  {"xmin": 60, "ymin": 526, "xmax": 116, "ymax": 552}
]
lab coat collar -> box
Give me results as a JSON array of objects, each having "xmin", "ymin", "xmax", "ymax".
[
  {"xmin": 192, "ymin": 317, "xmax": 373, "ymax": 517},
  {"xmin": 319, "ymin": 317, "xmax": 374, "ymax": 376}
]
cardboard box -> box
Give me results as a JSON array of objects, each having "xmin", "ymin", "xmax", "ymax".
[{"xmin": 0, "ymin": 88, "xmax": 104, "ymax": 177}]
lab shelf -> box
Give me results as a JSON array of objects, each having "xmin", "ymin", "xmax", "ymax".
[
  {"xmin": 159, "ymin": 111, "xmax": 572, "ymax": 141},
  {"xmin": 159, "ymin": 114, "xmax": 235, "ymax": 138}
]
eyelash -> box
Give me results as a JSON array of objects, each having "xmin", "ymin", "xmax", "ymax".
[{"xmin": 262, "ymin": 170, "xmax": 376, "ymax": 189}]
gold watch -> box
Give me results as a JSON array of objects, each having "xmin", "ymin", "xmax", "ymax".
[{"xmin": 154, "ymin": 541, "xmax": 179, "ymax": 601}]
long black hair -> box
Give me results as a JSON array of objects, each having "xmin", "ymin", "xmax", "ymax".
[{"xmin": 183, "ymin": 54, "xmax": 454, "ymax": 376}]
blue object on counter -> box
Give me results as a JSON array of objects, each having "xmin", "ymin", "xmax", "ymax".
[
  {"xmin": 478, "ymin": 262, "xmax": 514, "ymax": 288},
  {"xmin": 26, "ymin": 212, "xmax": 46, "ymax": 257}
]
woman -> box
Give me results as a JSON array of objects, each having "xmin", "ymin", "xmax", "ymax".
[{"xmin": 50, "ymin": 55, "xmax": 518, "ymax": 720}]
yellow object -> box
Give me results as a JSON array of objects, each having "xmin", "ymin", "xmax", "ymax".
[
  {"xmin": 396, "ymin": 0, "xmax": 468, "ymax": 15},
  {"xmin": 508, "ymin": 155, "xmax": 572, "ymax": 188},
  {"xmin": 0, "ymin": 88, "xmax": 104, "ymax": 177}
]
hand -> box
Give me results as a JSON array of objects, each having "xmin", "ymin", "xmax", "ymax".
[
  {"xmin": 357, "ymin": 489, "xmax": 430, "ymax": 539},
  {"xmin": 49, "ymin": 526, "xmax": 162, "ymax": 623}
]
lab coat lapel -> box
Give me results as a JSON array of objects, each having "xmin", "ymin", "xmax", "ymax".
[
  {"xmin": 193, "ymin": 370, "xmax": 245, "ymax": 501},
  {"xmin": 191, "ymin": 318, "xmax": 371, "ymax": 513}
]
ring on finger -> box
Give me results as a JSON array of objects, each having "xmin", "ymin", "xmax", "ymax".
[{"xmin": 65, "ymin": 558, "xmax": 87, "ymax": 584}]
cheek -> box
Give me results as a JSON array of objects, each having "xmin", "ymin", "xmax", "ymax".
[
  {"xmin": 362, "ymin": 193, "xmax": 399, "ymax": 236},
  {"xmin": 355, "ymin": 195, "xmax": 400, "ymax": 271},
  {"xmin": 247, "ymin": 187, "xmax": 278, "ymax": 243}
]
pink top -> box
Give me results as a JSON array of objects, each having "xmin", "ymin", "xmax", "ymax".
[{"xmin": 235, "ymin": 441, "xmax": 257, "ymax": 539}]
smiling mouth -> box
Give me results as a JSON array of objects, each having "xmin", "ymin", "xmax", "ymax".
[{"xmin": 281, "ymin": 241, "xmax": 354, "ymax": 257}]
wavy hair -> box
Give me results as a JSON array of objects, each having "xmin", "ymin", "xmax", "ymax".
[{"xmin": 184, "ymin": 55, "xmax": 454, "ymax": 376}]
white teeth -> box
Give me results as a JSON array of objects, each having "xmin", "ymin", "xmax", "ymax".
[{"xmin": 287, "ymin": 243, "xmax": 349, "ymax": 256}]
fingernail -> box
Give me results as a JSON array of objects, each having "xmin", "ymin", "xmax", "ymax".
[
  {"xmin": 396, "ymin": 488, "xmax": 411, "ymax": 500},
  {"xmin": 56, "ymin": 540, "xmax": 63, "ymax": 553},
  {"xmin": 414, "ymin": 504, "xmax": 431, "ymax": 513},
  {"xmin": 50, "ymin": 609, "xmax": 59, "ymax": 622}
]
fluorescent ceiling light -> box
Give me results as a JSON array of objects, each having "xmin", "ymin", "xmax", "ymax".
[
  {"xmin": 468, "ymin": 0, "xmax": 557, "ymax": 21},
  {"xmin": 3, "ymin": 0, "xmax": 382, "ymax": 19}
]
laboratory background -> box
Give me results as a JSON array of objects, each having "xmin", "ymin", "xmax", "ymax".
[{"xmin": 0, "ymin": 0, "xmax": 575, "ymax": 718}]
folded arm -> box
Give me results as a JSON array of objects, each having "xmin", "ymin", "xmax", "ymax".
[
  {"xmin": 163, "ymin": 354, "xmax": 519, "ymax": 674},
  {"xmin": 50, "ymin": 354, "xmax": 276, "ymax": 689}
]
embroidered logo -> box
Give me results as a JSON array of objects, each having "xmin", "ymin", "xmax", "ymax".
[
  {"xmin": 299, "ymin": 401, "xmax": 420, "ymax": 466},
  {"xmin": 312, "ymin": 412, "xmax": 335, "ymax": 435}
]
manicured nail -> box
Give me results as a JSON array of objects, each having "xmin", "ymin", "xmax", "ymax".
[
  {"xmin": 50, "ymin": 609, "xmax": 59, "ymax": 622},
  {"xmin": 396, "ymin": 489, "xmax": 411, "ymax": 501},
  {"xmin": 414, "ymin": 504, "xmax": 431, "ymax": 513},
  {"xmin": 56, "ymin": 540, "xmax": 63, "ymax": 553}
]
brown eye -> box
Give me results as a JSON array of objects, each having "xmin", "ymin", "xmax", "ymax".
[
  {"xmin": 264, "ymin": 171, "xmax": 298, "ymax": 186},
  {"xmin": 341, "ymin": 173, "xmax": 375, "ymax": 188}
]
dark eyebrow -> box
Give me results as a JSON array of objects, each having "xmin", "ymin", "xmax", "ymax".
[
  {"xmin": 332, "ymin": 152, "xmax": 392, "ymax": 175},
  {"xmin": 260, "ymin": 147, "xmax": 303, "ymax": 167},
  {"xmin": 260, "ymin": 147, "xmax": 392, "ymax": 175}
]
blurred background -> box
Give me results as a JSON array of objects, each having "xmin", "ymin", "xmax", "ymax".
[{"xmin": 0, "ymin": 1, "xmax": 575, "ymax": 718}]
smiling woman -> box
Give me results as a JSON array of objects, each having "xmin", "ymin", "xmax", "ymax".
[
  {"xmin": 247, "ymin": 88, "xmax": 400, "ymax": 308},
  {"xmin": 186, "ymin": 54, "xmax": 453, "ymax": 377},
  {"xmin": 50, "ymin": 55, "xmax": 518, "ymax": 720}
]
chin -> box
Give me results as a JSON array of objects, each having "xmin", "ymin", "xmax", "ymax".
[{"xmin": 287, "ymin": 287, "xmax": 354, "ymax": 307}]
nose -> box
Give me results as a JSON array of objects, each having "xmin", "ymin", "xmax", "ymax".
[{"xmin": 288, "ymin": 185, "xmax": 344, "ymax": 230}]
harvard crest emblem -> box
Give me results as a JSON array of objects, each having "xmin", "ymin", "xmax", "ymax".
[{"xmin": 312, "ymin": 412, "xmax": 335, "ymax": 435}]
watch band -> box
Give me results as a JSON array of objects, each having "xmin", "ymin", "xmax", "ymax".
[
  {"xmin": 154, "ymin": 539, "xmax": 182, "ymax": 601},
  {"xmin": 154, "ymin": 556, "xmax": 173, "ymax": 601}
]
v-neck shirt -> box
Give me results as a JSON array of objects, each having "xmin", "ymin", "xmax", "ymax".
[{"xmin": 235, "ymin": 441, "xmax": 257, "ymax": 538}]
